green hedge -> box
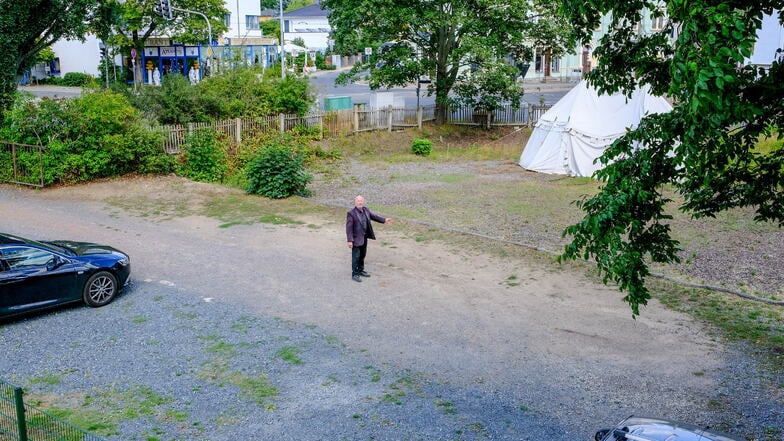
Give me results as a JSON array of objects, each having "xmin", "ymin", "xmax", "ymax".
[{"xmin": 0, "ymin": 90, "xmax": 174, "ymax": 185}]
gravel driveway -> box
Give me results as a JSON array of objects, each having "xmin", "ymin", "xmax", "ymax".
[{"xmin": 0, "ymin": 171, "xmax": 781, "ymax": 441}]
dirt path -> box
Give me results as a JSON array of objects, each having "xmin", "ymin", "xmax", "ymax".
[{"xmin": 1, "ymin": 178, "xmax": 781, "ymax": 439}]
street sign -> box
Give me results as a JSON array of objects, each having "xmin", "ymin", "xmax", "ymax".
[{"xmin": 364, "ymin": 47, "xmax": 372, "ymax": 55}]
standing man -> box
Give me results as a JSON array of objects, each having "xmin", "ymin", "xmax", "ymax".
[{"xmin": 346, "ymin": 195, "xmax": 393, "ymax": 282}]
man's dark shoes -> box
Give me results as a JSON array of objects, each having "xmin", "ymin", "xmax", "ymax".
[
  {"xmin": 358, "ymin": 271, "xmax": 371, "ymax": 277},
  {"xmin": 352, "ymin": 275, "xmax": 362, "ymax": 282}
]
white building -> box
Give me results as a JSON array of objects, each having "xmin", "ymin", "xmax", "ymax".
[
  {"xmin": 32, "ymin": 0, "xmax": 276, "ymax": 81},
  {"xmin": 751, "ymin": 11, "xmax": 784, "ymax": 65},
  {"xmin": 282, "ymin": 3, "xmax": 332, "ymax": 50},
  {"xmin": 223, "ymin": 0, "xmax": 267, "ymax": 45}
]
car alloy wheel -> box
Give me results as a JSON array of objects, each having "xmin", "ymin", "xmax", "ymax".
[{"xmin": 83, "ymin": 271, "xmax": 118, "ymax": 307}]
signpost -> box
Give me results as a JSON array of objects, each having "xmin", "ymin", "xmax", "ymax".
[{"xmin": 130, "ymin": 48, "xmax": 137, "ymax": 92}]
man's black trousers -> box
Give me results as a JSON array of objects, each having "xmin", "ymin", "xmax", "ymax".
[{"xmin": 351, "ymin": 242, "xmax": 367, "ymax": 276}]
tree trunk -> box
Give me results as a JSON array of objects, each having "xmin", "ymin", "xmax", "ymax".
[{"xmin": 132, "ymin": 31, "xmax": 143, "ymax": 89}]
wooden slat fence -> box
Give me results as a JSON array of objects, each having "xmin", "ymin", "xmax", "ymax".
[{"xmin": 151, "ymin": 103, "xmax": 549, "ymax": 153}]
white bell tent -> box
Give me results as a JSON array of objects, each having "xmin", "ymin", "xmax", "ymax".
[{"xmin": 519, "ymin": 80, "xmax": 672, "ymax": 177}]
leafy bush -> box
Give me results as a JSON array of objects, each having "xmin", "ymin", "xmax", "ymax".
[
  {"xmin": 131, "ymin": 74, "xmax": 208, "ymax": 124},
  {"xmin": 60, "ymin": 72, "xmax": 97, "ymax": 87},
  {"xmin": 179, "ymin": 129, "xmax": 228, "ymax": 182},
  {"xmin": 0, "ymin": 90, "xmax": 173, "ymax": 185},
  {"xmin": 129, "ymin": 66, "xmax": 315, "ymax": 123},
  {"xmin": 411, "ymin": 138, "xmax": 433, "ymax": 156},
  {"xmin": 245, "ymin": 138, "xmax": 312, "ymax": 199}
]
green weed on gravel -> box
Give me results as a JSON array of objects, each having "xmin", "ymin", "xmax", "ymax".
[
  {"xmin": 197, "ymin": 358, "xmax": 278, "ymax": 408},
  {"xmin": 275, "ymin": 346, "xmax": 304, "ymax": 365},
  {"xmin": 26, "ymin": 385, "xmax": 178, "ymax": 438}
]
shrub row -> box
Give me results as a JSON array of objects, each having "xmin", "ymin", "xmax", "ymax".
[
  {"xmin": 127, "ymin": 67, "xmax": 314, "ymax": 125},
  {"xmin": 0, "ymin": 90, "xmax": 174, "ymax": 185}
]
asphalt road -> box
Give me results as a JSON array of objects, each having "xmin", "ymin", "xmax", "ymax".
[
  {"xmin": 17, "ymin": 70, "xmax": 574, "ymax": 109},
  {"xmin": 308, "ymin": 68, "xmax": 575, "ymax": 108}
]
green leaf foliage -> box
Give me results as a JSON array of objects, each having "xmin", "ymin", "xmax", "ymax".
[
  {"xmin": 323, "ymin": 0, "xmax": 574, "ymax": 123},
  {"xmin": 558, "ymin": 1, "xmax": 784, "ymax": 315},
  {"xmin": 411, "ymin": 138, "xmax": 432, "ymax": 156},
  {"xmin": 179, "ymin": 128, "xmax": 228, "ymax": 183},
  {"xmin": 245, "ymin": 136, "xmax": 312, "ymax": 199},
  {"xmin": 0, "ymin": 90, "xmax": 174, "ymax": 185},
  {"xmin": 0, "ymin": 0, "xmax": 96, "ymax": 113},
  {"xmin": 130, "ymin": 67, "xmax": 314, "ymax": 124}
]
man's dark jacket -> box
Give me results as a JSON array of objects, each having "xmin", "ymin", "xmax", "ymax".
[{"xmin": 346, "ymin": 207, "xmax": 385, "ymax": 247}]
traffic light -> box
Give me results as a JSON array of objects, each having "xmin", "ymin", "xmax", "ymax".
[{"xmin": 154, "ymin": 0, "xmax": 172, "ymax": 20}]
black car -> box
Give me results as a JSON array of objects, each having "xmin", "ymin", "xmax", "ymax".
[{"xmin": 0, "ymin": 233, "xmax": 130, "ymax": 319}]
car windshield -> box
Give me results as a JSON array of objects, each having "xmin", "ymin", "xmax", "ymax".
[
  {"xmin": 1, "ymin": 234, "xmax": 64, "ymax": 254},
  {"xmin": 607, "ymin": 417, "xmax": 740, "ymax": 441},
  {"xmin": 39, "ymin": 241, "xmax": 75, "ymax": 256}
]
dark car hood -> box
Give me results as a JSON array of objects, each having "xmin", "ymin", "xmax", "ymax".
[{"xmin": 46, "ymin": 240, "xmax": 125, "ymax": 257}]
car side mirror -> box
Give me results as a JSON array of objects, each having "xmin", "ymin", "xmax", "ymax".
[{"xmin": 47, "ymin": 255, "xmax": 67, "ymax": 271}]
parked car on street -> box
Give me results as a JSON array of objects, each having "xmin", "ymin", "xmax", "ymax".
[
  {"xmin": 0, "ymin": 233, "xmax": 130, "ymax": 319},
  {"xmin": 596, "ymin": 416, "xmax": 741, "ymax": 441}
]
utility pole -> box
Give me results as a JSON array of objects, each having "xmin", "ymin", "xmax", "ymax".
[
  {"xmin": 154, "ymin": 1, "xmax": 213, "ymax": 72},
  {"xmin": 280, "ymin": 0, "xmax": 285, "ymax": 78},
  {"xmin": 99, "ymin": 41, "xmax": 108, "ymax": 88}
]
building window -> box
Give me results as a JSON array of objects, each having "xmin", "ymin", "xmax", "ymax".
[
  {"xmin": 650, "ymin": 11, "xmax": 667, "ymax": 31},
  {"xmin": 224, "ymin": 14, "xmax": 230, "ymax": 28},
  {"xmin": 551, "ymin": 58, "xmax": 560, "ymax": 73},
  {"xmin": 246, "ymin": 15, "xmax": 260, "ymax": 30}
]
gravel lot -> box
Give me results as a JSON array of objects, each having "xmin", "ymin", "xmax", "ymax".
[{"xmin": 0, "ymin": 164, "xmax": 782, "ymax": 441}]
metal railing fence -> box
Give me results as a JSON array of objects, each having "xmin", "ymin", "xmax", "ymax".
[
  {"xmin": 1, "ymin": 378, "xmax": 106, "ymax": 441},
  {"xmin": 0, "ymin": 142, "xmax": 45, "ymax": 188}
]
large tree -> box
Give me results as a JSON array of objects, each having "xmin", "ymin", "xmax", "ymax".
[
  {"xmin": 0, "ymin": 0, "xmax": 96, "ymax": 113},
  {"xmin": 92, "ymin": 0, "xmax": 228, "ymax": 88},
  {"xmin": 559, "ymin": 1, "xmax": 784, "ymax": 315},
  {"xmin": 322, "ymin": 0, "xmax": 573, "ymax": 124}
]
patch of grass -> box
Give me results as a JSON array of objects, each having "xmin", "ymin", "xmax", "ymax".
[
  {"xmin": 275, "ymin": 346, "xmax": 303, "ymax": 365},
  {"xmin": 34, "ymin": 407, "xmax": 119, "ymax": 437},
  {"xmin": 203, "ymin": 194, "xmax": 311, "ymax": 227},
  {"xmin": 28, "ymin": 384, "xmax": 177, "ymax": 437},
  {"xmin": 322, "ymin": 374, "xmax": 340, "ymax": 386},
  {"xmin": 503, "ymin": 274, "xmax": 520, "ymax": 287},
  {"xmin": 381, "ymin": 391, "xmax": 405, "ymax": 405},
  {"xmin": 197, "ymin": 358, "xmax": 278, "ymax": 407},
  {"xmin": 435, "ymin": 399, "xmax": 457, "ymax": 414},
  {"xmin": 175, "ymin": 311, "xmax": 199, "ymax": 320},
  {"xmin": 29, "ymin": 373, "xmax": 64, "ymax": 386},
  {"xmin": 163, "ymin": 410, "xmax": 189, "ymax": 422},
  {"xmin": 323, "ymin": 125, "xmax": 530, "ymax": 163},
  {"xmin": 230, "ymin": 373, "xmax": 278, "ymax": 407},
  {"xmin": 230, "ymin": 316, "xmax": 255, "ymax": 334},
  {"xmin": 652, "ymin": 280, "xmax": 784, "ymax": 373},
  {"xmin": 378, "ymin": 374, "xmax": 423, "ymax": 406},
  {"xmin": 131, "ymin": 315, "xmax": 149, "ymax": 324},
  {"xmin": 259, "ymin": 214, "xmax": 302, "ymax": 225},
  {"xmin": 364, "ymin": 365, "xmax": 382, "ymax": 383},
  {"xmin": 205, "ymin": 341, "xmax": 238, "ymax": 357}
]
